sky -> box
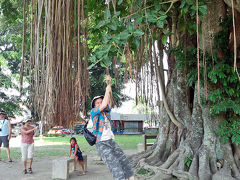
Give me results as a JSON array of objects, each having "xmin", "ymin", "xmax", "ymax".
[{"xmin": 112, "ymin": 80, "xmax": 138, "ymax": 114}]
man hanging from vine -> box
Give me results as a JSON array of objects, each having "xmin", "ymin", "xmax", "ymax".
[{"xmin": 90, "ymin": 74, "xmax": 135, "ymax": 180}]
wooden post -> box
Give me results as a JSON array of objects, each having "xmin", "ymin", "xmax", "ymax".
[{"xmin": 143, "ymin": 134, "xmax": 146, "ymax": 151}]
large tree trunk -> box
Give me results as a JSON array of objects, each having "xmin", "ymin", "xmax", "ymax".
[
  {"xmin": 131, "ymin": 74, "xmax": 240, "ymax": 180},
  {"xmin": 130, "ymin": 0, "xmax": 240, "ymax": 179}
]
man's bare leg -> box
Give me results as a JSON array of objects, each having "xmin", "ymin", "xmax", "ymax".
[{"xmin": 6, "ymin": 147, "xmax": 11, "ymax": 161}]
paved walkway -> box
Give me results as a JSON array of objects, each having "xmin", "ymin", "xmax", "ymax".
[
  {"xmin": 0, "ymin": 155, "xmax": 114, "ymax": 180},
  {"xmin": 0, "ymin": 136, "xmax": 137, "ymax": 180}
]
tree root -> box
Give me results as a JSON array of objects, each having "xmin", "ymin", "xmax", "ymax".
[
  {"xmin": 222, "ymin": 143, "xmax": 240, "ymax": 179},
  {"xmin": 130, "ymin": 145, "xmax": 155, "ymax": 168},
  {"xmin": 161, "ymin": 149, "xmax": 181, "ymax": 169},
  {"xmin": 233, "ymin": 143, "xmax": 240, "ymax": 169},
  {"xmin": 198, "ymin": 148, "xmax": 212, "ymax": 180},
  {"xmin": 212, "ymin": 160, "xmax": 236, "ymax": 180},
  {"xmin": 189, "ymin": 153, "xmax": 199, "ymax": 177},
  {"xmin": 133, "ymin": 140, "xmax": 240, "ymax": 180},
  {"xmin": 135, "ymin": 161, "xmax": 198, "ymax": 180}
]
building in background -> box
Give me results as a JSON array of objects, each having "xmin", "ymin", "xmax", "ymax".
[{"xmin": 111, "ymin": 113, "xmax": 151, "ymax": 134}]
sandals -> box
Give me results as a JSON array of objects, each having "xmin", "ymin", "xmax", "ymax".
[
  {"xmin": 77, "ymin": 172, "xmax": 86, "ymax": 176},
  {"xmin": 23, "ymin": 168, "xmax": 33, "ymax": 174},
  {"xmin": 28, "ymin": 167, "xmax": 33, "ymax": 174},
  {"xmin": 8, "ymin": 159, "xmax": 13, "ymax": 162}
]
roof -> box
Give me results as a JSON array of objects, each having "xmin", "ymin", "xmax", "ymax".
[{"xmin": 111, "ymin": 113, "xmax": 151, "ymax": 121}]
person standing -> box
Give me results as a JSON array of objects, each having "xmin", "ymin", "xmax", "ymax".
[
  {"xmin": 0, "ymin": 110, "xmax": 12, "ymax": 162},
  {"xmin": 20, "ymin": 118, "xmax": 38, "ymax": 174},
  {"xmin": 90, "ymin": 75, "xmax": 134, "ymax": 180}
]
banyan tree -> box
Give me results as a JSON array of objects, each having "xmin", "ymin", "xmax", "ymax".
[
  {"xmin": 129, "ymin": 0, "xmax": 240, "ymax": 179},
  {"xmin": 20, "ymin": 0, "xmax": 240, "ymax": 179},
  {"xmin": 20, "ymin": 0, "xmax": 90, "ymax": 129}
]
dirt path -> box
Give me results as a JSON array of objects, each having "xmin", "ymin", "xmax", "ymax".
[
  {"xmin": 0, "ymin": 155, "xmax": 113, "ymax": 180},
  {"xmin": 0, "ymin": 138, "xmax": 138, "ymax": 180}
]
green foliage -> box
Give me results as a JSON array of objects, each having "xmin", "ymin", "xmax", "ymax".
[
  {"xmin": 89, "ymin": 0, "xmax": 208, "ymax": 71},
  {"xmin": 86, "ymin": 65, "xmax": 128, "ymax": 113},
  {"xmin": 89, "ymin": 9, "xmax": 144, "ymax": 69},
  {"xmin": 184, "ymin": 154, "xmax": 193, "ymax": 168},
  {"xmin": 137, "ymin": 168, "xmax": 150, "ymax": 175},
  {"xmin": 175, "ymin": 15, "xmax": 240, "ymax": 145},
  {"xmin": 1, "ymin": 0, "xmax": 212, "ymax": 118},
  {"xmin": 217, "ymin": 117, "xmax": 240, "ymax": 145},
  {"xmin": 0, "ymin": 0, "xmax": 20, "ymax": 24},
  {"xmin": 0, "ymin": 0, "xmax": 31, "ymax": 116}
]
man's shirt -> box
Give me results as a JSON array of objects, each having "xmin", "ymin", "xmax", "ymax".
[
  {"xmin": 90, "ymin": 105, "xmax": 111, "ymax": 142},
  {"xmin": 0, "ymin": 118, "xmax": 9, "ymax": 136}
]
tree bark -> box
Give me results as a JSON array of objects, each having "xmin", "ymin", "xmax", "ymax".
[{"xmin": 130, "ymin": 1, "xmax": 240, "ymax": 179}]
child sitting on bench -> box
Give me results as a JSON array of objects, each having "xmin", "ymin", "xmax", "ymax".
[{"xmin": 69, "ymin": 137, "xmax": 86, "ymax": 175}]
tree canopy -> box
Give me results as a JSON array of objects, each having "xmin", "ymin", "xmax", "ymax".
[{"xmin": 1, "ymin": 1, "xmax": 240, "ymax": 178}]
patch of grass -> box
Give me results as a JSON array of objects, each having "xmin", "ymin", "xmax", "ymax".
[
  {"xmin": 34, "ymin": 145, "xmax": 69, "ymax": 157},
  {"xmin": 115, "ymin": 135, "xmax": 142, "ymax": 149},
  {"xmin": 0, "ymin": 147, "xmax": 22, "ymax": 160},
  {"xmin": 2, "ymin": 135, "xmax": 147, "ymax": 160},
  {"xmin": 34, "ymin": 136, "xmax": 71, "ymax": 143},
  {"xmin": 35, "ymin": 135, "xmax": 147, "ymax": 150}
]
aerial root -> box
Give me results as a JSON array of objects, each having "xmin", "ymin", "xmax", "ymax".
[
  {"xmin": 132, "ymin": 141, "xmax": 240, "ymax": 180},
  {"xmin": 130, "ymin": 148, "xmax": 155, "ymax": 168}
]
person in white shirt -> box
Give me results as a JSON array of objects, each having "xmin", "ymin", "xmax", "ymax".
[
  {"xmin": 0, "ymin": 110, "xmax": 12, "ymax": 162},
  {"xmin": 90, "ymin": 75, "xmax": 134, "ymax": 180}
]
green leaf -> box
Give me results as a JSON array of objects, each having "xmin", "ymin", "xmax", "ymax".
[
  {"xmin": 108, "ymin": 22, "xmax": 117, "ymax": 30},
  {"xmin": 186, "ymin": 0, "xmax": 193, "ymax": 5},
  {"xmin": 180, "ymin": 0, "xmax": 186, "ymax": 9},
  {"xmin": 96, "ymin": 51, "xmax": 105, "ymax": 58},
  {"xmin": 90, "ymin": 55, "xmax": 96, "ymax": 62},
  {"xmin": 88, "ymin": 63, "xmax": 96, "ymax": 70},
  {"xmin": 114, "ymin": 11, "xmax": 121, "ymax": 17},
  {"xmin": 163, "ymin": 29, "xmax": 171, "ymax": 35},
  {"xmin": 133, "ymin": 29, "xmax": 144, "ymax": 37},
  {"xmin": 96, "ymin": 20, "xmax": 105, "ymax": 29},
  {"xmin": 104, "ymin": 44, "xmax": 112, "ymax": 53},
  {"xmin": 135, "ymin": 16, "xmax": 143, "ymax": 25},
  {"xmin": 113, "ymin": 34, "xmax": 121, "ymax": 41},
  {"xmin": 128, "ymin": 23, "xmax": 134, "ymax": 32},
  {"xmin": 135, "ymin": 38, "xmax": 140, "ymax": 47},
  {"xmin": 183, "ymin": 6, "xmax": 188, "ymax": 13},
  {"xmin": 118, "ymin": 0, "xmax": 123, "ymax": 5},
  {"xmin": 87, "ymin": 58, "xmax": 102, "ymax": 70},
  {"xmin": 161, "ymin": 35, "xmax": 168, "ymax": 45},
  {"xmin": 221, "ymin": 136, "xmax": 229, "ymax": 143},
  {"xmin": 100, "ymin": 61, "xmax": 107, "ymax": 68},
  {"xmin": 157, "ymin": 20, "xmax": 164, "ymax": 28},
  {"xmin": 159, "ymin": 15, "xmax": 167, "ymax": 21},
  {"xmin": 104, "ymin": 9, "xmax": 111, "ymax": 19},
  {"xmin": 102, "ymin": 35, "xmax": 110, "ymax": 43},
  {"xmin": 159, "ymin": 10, "xmax": 165, "ymax": 15},
  {"xmin": 120, "ymin": 30, "xmax": 130, "ymax": 40},
  {"xmin": 103, "ymin": 56, "xmax": 111, "ymax": 67},
  {"xmin": 147, "ymin": 13, "xmax": 157, "ymax": 23},
  {"xmin": 199, "ymin": 5, "xmax": 207, "ymax": 15}
]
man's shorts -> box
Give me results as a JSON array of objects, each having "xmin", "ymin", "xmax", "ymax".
[{"xmin": 0, "ymin": 136, "xmax": 9, "ymax": 148}]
